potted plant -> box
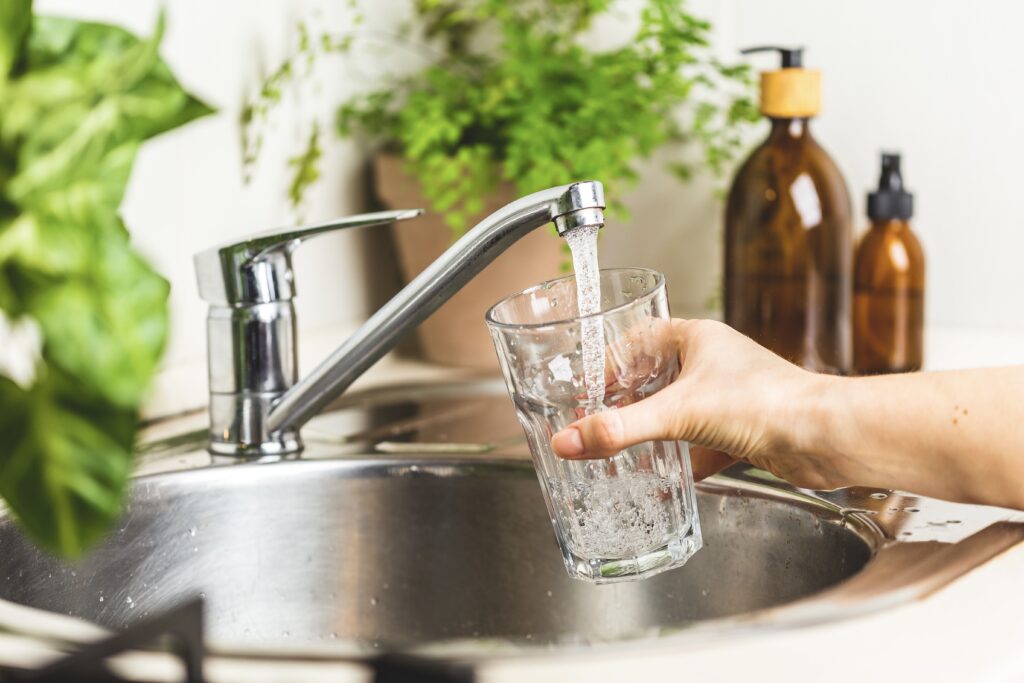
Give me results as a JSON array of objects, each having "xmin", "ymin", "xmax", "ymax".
[{"xmin": 245, "ymin": 0, "xmax": 757, "ymax": 368}]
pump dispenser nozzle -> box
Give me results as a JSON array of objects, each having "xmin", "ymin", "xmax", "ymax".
[
  {"xmin": 741, "ymin": 45, "xmax": 804, "ymax": 68},
  {"xmin": 868, "ymin": 153, "xmax": 913, "ymax": 221},
  {"xmin": 741, "ymin": 45, "xmax": 821, "ymax": 118}
]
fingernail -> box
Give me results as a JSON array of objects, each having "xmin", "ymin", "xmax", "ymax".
[{"xmin": 552, "ymin": 428, "xmax": 584, "ymax": 458}]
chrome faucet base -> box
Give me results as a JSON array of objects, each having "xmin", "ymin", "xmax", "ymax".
[{"xmin": 194, "ymin": 182, "xmax": 605, "ymax": 457}]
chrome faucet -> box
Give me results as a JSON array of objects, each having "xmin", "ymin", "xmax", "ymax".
[{"xmin": 194, "ymin": 181, "xmax": 605, "ymax": 456}]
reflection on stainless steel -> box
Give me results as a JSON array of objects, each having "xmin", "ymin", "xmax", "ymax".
[
  {"xmin": 0, "ymin": 460, "xmax": 870, "ymax": 652},
  {"xmin": 195, "ymin": 182, "xmax": 605, "ymax": 457},
  {"xmin": 0, "ymin": 379, "xmax": 1021, "ymax": 672}
]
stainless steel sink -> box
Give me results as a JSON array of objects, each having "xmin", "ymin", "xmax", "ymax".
[{"xmin": 0, "ymin": 379, "xmax": 1021, "ymax": 673}]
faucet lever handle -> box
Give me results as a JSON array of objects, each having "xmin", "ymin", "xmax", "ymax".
[{"xmin": 194, "ymin": 209, "xmax": 422, "ymax": 305}]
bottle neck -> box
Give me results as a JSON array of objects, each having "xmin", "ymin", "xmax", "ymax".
[
  {"xmin": 871, "ymin": 218, "xmax": 911, "ymax": 231},
  {"xmin": 767, "ymin": 117, "xmax": 813, "ymax": 143}
]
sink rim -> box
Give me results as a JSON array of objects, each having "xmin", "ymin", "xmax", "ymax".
[{"xmin": 0, "ymin": 378, "xmax": 1022, "ymax": 675}]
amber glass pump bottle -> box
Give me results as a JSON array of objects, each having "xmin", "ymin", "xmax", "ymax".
[
  {"xmin": 725, "ymin": 46, "xmax": 852, "ymax": 374},
  {"xmin": 854, "ymin": 153, "xmax": 925, "ymax": 374}
]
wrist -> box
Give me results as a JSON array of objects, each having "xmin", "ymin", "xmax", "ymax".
[{"xmin": 774, "ymin": 370, "xmax": 852, "ymax": 487}]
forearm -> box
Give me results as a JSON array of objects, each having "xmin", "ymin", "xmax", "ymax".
[{"xmin": 798, "ymin": 368, "xmax": 1024, "ymax": 509}]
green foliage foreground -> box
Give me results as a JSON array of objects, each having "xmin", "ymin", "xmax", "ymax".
[{"xmin": 0, "ymin": 1, "xmax": 211, "ymax": 557}]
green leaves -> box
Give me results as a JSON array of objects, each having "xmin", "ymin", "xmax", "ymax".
[
  {"xmin": 0, "ymin": 0, "xmax": 30, "ymax": 77},
  {"xmin": 0, "ymin": 8, "xmax": 211, "ymax": 557},
  {"xmin": 288, "ymin": 122, "xmax": 323, "ymax": 211},
  {"xmin": 330, "ymin": 0, "xmax": 758, "ymax": 234},
  {"xmin": 0, "ymin": 374, "xmax": 135, "ymax": 557}
]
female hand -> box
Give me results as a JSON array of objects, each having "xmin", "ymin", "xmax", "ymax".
[
  {"xmin": 551, "ymin": 319, "xmax": 845, "ymax": 490},
  {"xmin": 553, "ymin": 319, "xmax": 1024, "ymax": 509}
]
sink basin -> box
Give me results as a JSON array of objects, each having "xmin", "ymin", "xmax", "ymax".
[
  {"xmin": 0, "ymin": 379, "xmax": 1019, "ymax": 669},
  {"xmin": 0, "ymin": 459, "xmax": 871, "ymax": 652}
]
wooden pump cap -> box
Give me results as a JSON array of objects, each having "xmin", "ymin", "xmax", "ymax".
[{"xmin": 760, "ymin": 68, "xmax": 821, "ymax": 118}]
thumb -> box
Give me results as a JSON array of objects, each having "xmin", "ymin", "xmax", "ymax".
[{"xmin": 551, "ymin": 387, "xmax": 683, "ymax": 459}]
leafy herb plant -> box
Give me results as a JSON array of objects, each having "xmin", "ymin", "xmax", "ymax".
[
  {"xmin": 245, "ymin": 0, "xmax": 758, "ymax": 232},
  {"xmin": 0, "ymin": 0, "xmax": 211, "ymax": 556}
]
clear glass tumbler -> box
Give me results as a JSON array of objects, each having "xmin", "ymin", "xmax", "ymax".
[{"xmin": 486, "ymin": 267, "xmax": 702, "ymax": 583}]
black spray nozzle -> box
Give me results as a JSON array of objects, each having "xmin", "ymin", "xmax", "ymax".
[
  {"xmin": 878, "ymin": 153, "xmax": 904, "ymax": 192},
  {"xmin": 741, "ymin": 45, "xmax": 804, "ymax": 68},
  {"xmin": 868, "ymin": 152, "xmax": 913, "ymax": 221}
]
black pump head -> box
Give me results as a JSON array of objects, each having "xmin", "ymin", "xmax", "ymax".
[
  {"xmin": 878, "ymin": 153, "xmax": 904, "ymax": 192},
  {"xmin": 741, "ymin": 45, "xmax": 804, "ymax": 68},
  {"xmin": 868, "ymin": 152, "xmax": 913, "ymax": 221}
]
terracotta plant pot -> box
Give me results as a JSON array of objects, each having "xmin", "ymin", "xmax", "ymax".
[{"xmin": 374, "ymin": 154, "xmax": 565, "ymax": 369}]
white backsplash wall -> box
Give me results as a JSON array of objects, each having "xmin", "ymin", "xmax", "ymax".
[{"xmin": 31, "ymin": 0, "xmax": 1024, "ymax": 416}]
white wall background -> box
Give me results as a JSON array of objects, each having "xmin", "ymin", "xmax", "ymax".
[{"xmin": 33, "ymin": 0, "xmax": 1024, "ymax": 413}]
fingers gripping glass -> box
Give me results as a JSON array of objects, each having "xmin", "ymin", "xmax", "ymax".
[{"xmin": 486, "ymin": 268, "xmax": 702, "ymax": 583}]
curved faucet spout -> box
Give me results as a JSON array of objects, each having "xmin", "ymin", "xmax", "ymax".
[
  {"xmin": 264, "ymin": 181, "xmax": 605, "ymax": 445},
  {"xmin": 195, "ymin": 181, "xmax": 605, "ymax": 456}
]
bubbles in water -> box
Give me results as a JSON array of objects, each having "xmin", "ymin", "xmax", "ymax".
[
  {"xmin": 99, "ymin": 596, "xmax": 104, "ymax": 603},
  {"xmin": 546, "ymin": 590, "xmax": 553, "ymax": 597},
  {"xmin": 369, "ymin": 597, "xmax": 378, "ymax": 606},
  {"xmin": 869, "ymin": 492, "xmax": 888, "ymax": 500},
  {"xmin": 188, "ymin": 526, "xmax": 196, "ymax": 537},
  {"xmin": 548, "ymin": 472, "xmax": 679, "ymax": 557},
  {"xmin": 330, "ymin": 632, "xmax": 338, "ymax": 639}
]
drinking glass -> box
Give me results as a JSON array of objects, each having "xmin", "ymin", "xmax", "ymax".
[{"xmin": 486, "ymin": 267, "xmax": 702, "ymax": 583}]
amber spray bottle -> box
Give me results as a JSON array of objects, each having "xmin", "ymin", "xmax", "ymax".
[
  {"xmin": 724, "ymin": 46, "xmax": 853, "ymax": 374},
  {"xmin": 854, "ymin": 153, "xmax": 925, "ymax": 374}
]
